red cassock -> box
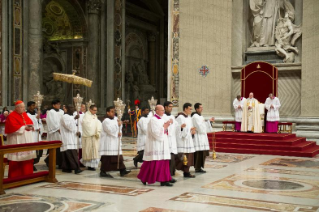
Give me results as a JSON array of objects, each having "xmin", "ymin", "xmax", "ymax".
[{"xmin": 5, "ymin": 111, "xmax": 34, "ymax": 178}]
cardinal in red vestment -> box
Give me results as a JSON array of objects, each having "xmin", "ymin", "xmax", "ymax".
[{"xmin": 5, "ymin": 100, "xmax": 36, "ymax": 178}]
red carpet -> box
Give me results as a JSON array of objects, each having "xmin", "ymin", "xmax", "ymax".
[{"xmin": 208, "ymin": 132, "xmax": 319, "ymax": 158}]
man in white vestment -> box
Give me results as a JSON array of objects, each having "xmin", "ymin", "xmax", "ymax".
[
  {"xmin": 26, "ymin": 101, "xmax": 43, "ymax": 171},
  {"xmin": 5, "ymin": 100, "xmax": 36, "ymax": 178},
  {"xmin": 163, "ymin": 101, "xmax": 177, "ymax": 180},
  {"xmin": 137, "ymin": 105, "xmax": 173, "ymax": 186},
  {"xmin": 99, "ymin": 106, "xmax": 131, "ymax": 178},
  {"xmin": 175, "ymin": 103, "xmax": 196, "ymax": 178},
  {"xmin": 241, "ymin": 92, "xmax": 262, "ymax": 133},
  {"xmin": 265, "ymin": 93, "xmax": 281, "ymax": 133},
  {"xmin": 60, "ymin": 105, "xmax": 82, "ymax": 174},
  {"xmin": 133, "ymin": 107, "xmax": 150, "ymax": 168},
  {"xmin": 45, "ymin": 99, "xmax": 64, "ymax": 167},
  {"xmin": 81, "ymin": 105, "xmax": 102, "ymax": 171},
  {"xmin": 73, "ymin": 103, "xmax": 86, "ymax": 166},
  {"xmin": 192, "ymin": 103, "xmax": 214, "ymax": 173},
  {"xmin": 233, "ymin": 95, "xmax": 246, "ymax": 132}
]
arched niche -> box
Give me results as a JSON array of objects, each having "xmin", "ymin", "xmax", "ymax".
[
  {"xmin": 42, "ymin": 54, "xmax": 67, "ymax": 105},
  {"xmin": 42, "ymin": 0, "xmax": 87, "ymax": 41}
]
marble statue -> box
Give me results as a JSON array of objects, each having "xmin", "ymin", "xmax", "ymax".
[
  {"xmin": 250, "ymin": 0, "xmax": 264, "ymax": 47},
  {"xmin": 275, "ymin": 12, "xmax": 302, "ymax": 63},
  {"xmin": 250, "ymin": 0, "xmax": 296, "ymax": 47}
]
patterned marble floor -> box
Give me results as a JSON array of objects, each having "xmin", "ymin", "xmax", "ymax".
[{"xmin": 3, "ymin": 136, "xmax": 319, "ymax": 212}]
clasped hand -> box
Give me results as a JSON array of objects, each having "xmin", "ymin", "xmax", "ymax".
[
  {"xmin": 191, "ymin": 127, "xmax": 196, "ymax": 135},
  {"xmin": 163, "ymin": 121, "xmax": 170, "ymax": 130},
  {"xmin": 25, "ymin": 125, "xmax": 34, "ymax": 131}
]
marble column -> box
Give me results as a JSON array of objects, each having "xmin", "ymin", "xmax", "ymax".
[
  {"xmin": 23, "ymin": 0, "xmax": 29, "ymax": 102},
  {"xmin": 100, "ymin": 0, "xmax": 106, "ymax": 108},
  {"xmin": 87, "ymin": 0, "xmax": 101, "ymax": 106},
  {"xmin": 1, "ymin": 0, "xmax": 9, "ymax": 105},
  {"xmin": 28, "ymin": 0, "xmax": 42, "ymax": 100},
  {"xmin": 106, "ymin": 0, "xmax": 115, "ymax": 107},
  {"xmin": 148, "ymin": 33, "xmax": 156, "ymax": 86},
  {"xmin": 159, "ymin": 18, "xmax": 165, "ymax": 98}
]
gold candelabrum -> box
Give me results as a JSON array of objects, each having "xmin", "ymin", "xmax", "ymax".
[
  {"xmin": 73, "ymin": 93, "xmax": 83, "ymax": 151},
  {"xmin": 33, "ymin": 91, "xmax": 44, "ymax": 142},
  {"xmin": 33, "ymin": 91, "xmax": 44, "ymax": 112},
  {"xmin": 73, "ymin": 93, "xmax": 83, "ymax": 113},
  {"xmin": 212, "ymin": 132, "xmax": 217, "ymax": 159},
  {"xmin": 211, "ymin": 120, "xmax": 217, "ymax": 160},
  {"xmin": 114, "ymin": 98, "xmax": 126, "ymax": 169},
  {"xmin": 148, "ymin": 96, "xmax": 157, "ymax": 115},
  {"xmin": 86, "ymin": 99, "xmax": 95, "ymax": 111}
]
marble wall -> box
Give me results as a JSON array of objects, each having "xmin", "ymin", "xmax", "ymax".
[
  {"xmin": 301, "ymin": 0, "xmax": 319, "ymax": 117},
  {"xmin": 176, "ymin": 0, "xmax": 232, "ymax": 115}
]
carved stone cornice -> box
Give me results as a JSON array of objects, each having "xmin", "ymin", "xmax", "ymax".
[{"xmin": 87, "ymin": 0, "xmax": 101, "ymax": 14}]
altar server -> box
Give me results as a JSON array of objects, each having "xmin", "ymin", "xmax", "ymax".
[
  {"xmin": 73, "ymin": 103, "xmax": 86, "ymax": 166},
  {"xmin": 45, "ymin": 99, "xmax": 64, "ymax": 167},
  {"xmin": 192, "ymin": 103, "xmax": 214, "ymax": 173},
  {"xmin": 265, "ymin": 93, "xmax": 281, "ymax": 133},
  {"xmin": 133, "ymin": 107, "xmax": 150, "ymax": 167},
  {"xmin": 233, "ymin": 95, "xmax": 246, "ymax": 132},
  {"xmin": 163, "ymin": 101, "xmax": 178, "ymax": 180},
  {"xmin": 175, "ymin": 103, "xmax": 196, "ymax": 178},
  {"xmin": 99, "ymin": 106, "xmax": 131, "ymax": 178},
  {"xmin": 60, "ymin": 105, "xmax": 82, "ymax": 174},
  {"xmin": 26, "ymin": 101, "xmax": 42, "ymax": 171}
]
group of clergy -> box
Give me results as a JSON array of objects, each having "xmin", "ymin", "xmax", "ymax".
[
  {"xmin": 134, "ymin": 101, "xmax": 214, "ymax": 187},
  {"xmin": 233, "ymin": 92, "xmax": 281, "ymax": 133},
  {"xmin": 44, "ymin": 100, "xmax": 131, "ymax": 177},
  {"xmin": 4, "ymin": 100, "xmax": 132, "ymax": 178}
]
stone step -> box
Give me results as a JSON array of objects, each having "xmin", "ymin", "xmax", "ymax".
[
  {"xmin": 296, "ymin": 131, "xmax": 319, "ymax": 139},
  {"xmin": 296, "ymin": 125, "xmax": 319, "ymax": 131}
]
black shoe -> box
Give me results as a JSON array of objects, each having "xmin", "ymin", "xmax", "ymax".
[
  {"xmin": 62, "ymin": 169, "xmax": 72, "ymax": 173},
  {"xmin": 133, "ymin": 159, "xmax": 138, "ymax": 168},
  {"xmin": 195, "ymin": 169, "xmax": 206, "ymax": 173},
  {"xmin": 183, "ymin": 172, "xmax": 196, "ymax": 178},
  {"xmin": 161, "ymin": 182, "xmax": 173, "ymax": 187},
  {"xmin": 79, "ymin": 163, "xmax": 86, "ymax": 168},
  {"xmin": 100, "ymin": 171, "xmax": 113, "ymax": 178},
  {"xmin": 170, "ymin": 178, "xmax": 177, "ymax": 183},
  {"xmin": 88, "ymin": 167, "xmax": 96, "ymax": 171},
  {"xmin": 74, "ymin": 169, "xmax": 83, "ymax": 174},
  {"xmin": 141, "ymin": 181, "xmax": 146, "ymax": 185},
  {"xmin": 120, "ymin": 169, "xmax": 131, "ymax": 177},
  {"xmin": 33, "ymin": 165, "xmax": 37, "ymax": 172},
  {"xmin": 58, "ymin": 165, "xmax": 62, "ymax": 169}
]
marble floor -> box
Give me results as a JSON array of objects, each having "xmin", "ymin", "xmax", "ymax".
[{"xmin": 2, "ymin": 137, "xmax": 319, "ymax": 212}]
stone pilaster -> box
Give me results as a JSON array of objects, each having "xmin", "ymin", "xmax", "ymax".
[
  {"xmin": 106, "ymin": 0, "xmax": 115, "ymax": 106},
  {"xmin": 87, "ymin": 0, "xmax": 101, "ymax": 105},
  {"xmin": 28, "ymin": 0, "xmax": 42, "ymax": 100}
]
